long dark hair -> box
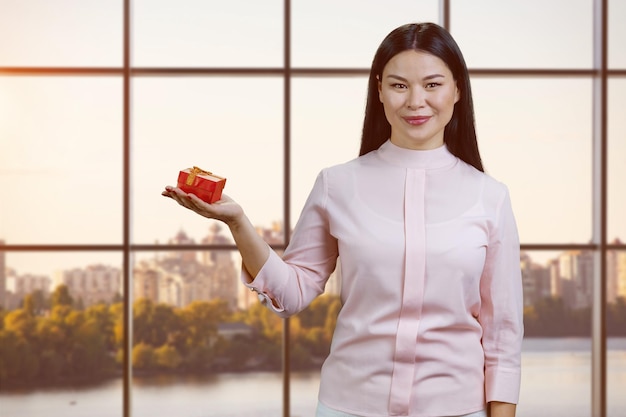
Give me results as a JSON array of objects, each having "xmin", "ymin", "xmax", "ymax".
[{"xmin": 359, "ymin": 22, "xmax": 483, "ymax": 172}]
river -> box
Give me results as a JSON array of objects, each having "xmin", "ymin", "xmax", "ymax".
[{"xmin": 1, "ymin": 338, "xmax": 625, "ymax": 417}]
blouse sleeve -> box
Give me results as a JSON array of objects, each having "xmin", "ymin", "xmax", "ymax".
[
  {"xmin": 479, "ymin": 185, "xmax": 524, "ymax": 404},
  {"xmin": 240, "ymin": 170, "xmax": 339, "ymax": 318}
]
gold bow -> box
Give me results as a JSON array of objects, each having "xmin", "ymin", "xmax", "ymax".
[{"xmin": 185, "ymin": 166, "xmax": 213, "ymax": 186}]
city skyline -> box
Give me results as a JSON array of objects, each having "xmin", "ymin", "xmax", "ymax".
[
  {"xmin": 2, "ymin": 226, "xmax": 626, "ymax": 313},
  {"xmin": 2, "ymin": 224, "xmax": 626, "ymax": 278}
]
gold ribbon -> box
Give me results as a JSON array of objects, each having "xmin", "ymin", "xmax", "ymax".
[{"xmin": 185, "ymin": 166, "xmax": 224, "ymax": 185}]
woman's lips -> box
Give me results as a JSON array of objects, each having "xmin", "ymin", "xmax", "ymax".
[{"xmin": 404, "ymin": 116, "xmax": 431, "ymax": 126}]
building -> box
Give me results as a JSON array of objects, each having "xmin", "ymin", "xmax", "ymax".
[
  {"xmin": 558, "ymin": 250, "xmax": 594, "ymax": 310},
  {"xmin": 607, "ymin": 240, "xmax": 626, "ymax": 303},
  {"xmin": 133, "ymin": 227, "xmax": 239, "ymax": 309},
  {"xmin": 200, "ymin": 224, "xmax": 239, "ymax": 307},
  {"xmin": 548, "ymin": 258, "xmax": 562, "ymax": 299},
  {"xmin": 520, "ymin": 252, "xmax": 551, "ymax": 306},
  {"xmin": 53, "ymin": 264, "xmax": 122, "ymax": 307},
  {"xmin": 133, "ymin": 262, "xmax": 160, "ymax": 303},
  {"xmin": 4, "ymin": 271, "xmax": 51, "ymax": 310}
]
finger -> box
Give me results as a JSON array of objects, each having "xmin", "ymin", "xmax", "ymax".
[{"xmin": 169, "ymin": 192, "xmax": 191, "ymax": 208}]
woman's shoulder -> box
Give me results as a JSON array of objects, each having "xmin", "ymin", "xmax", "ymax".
[
  {"xmin": 457, "ymin": 160, "xmax": 508, "ymax": 192},
  {"xmin": 456, "ymin": 161, "xmax": 511, "ymax": 209},
  {"xmin": 319, "ymin": 153, "xmax": 373, "ymax": 177}
]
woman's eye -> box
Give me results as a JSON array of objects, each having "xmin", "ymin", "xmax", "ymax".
[
  {"xmin": 426, "ymin": 82, "xmax": 441, "ymax": 89},
  {"xmin": 391, "ymin": 83, "xmax": 407, "ymax": 89}
]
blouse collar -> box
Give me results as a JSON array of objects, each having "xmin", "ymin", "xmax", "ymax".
[{"xmin": 375, "ymin": 139, "xmax": 458, "ymax": 170}]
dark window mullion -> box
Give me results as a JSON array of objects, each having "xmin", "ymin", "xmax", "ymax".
[
  {"xmin": 123, "ymin": 1, "xmax": 132, "ymax": 417},
  {"xmin": 591, "ymin": 0, "xmax": 609, "ymax": 416},
  {"xmin": 282, "ymin": 2, "xmax": 292, "ymax": 417}
]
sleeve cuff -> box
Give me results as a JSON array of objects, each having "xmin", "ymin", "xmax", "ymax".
[
  {"xmin": 240, "ymin": 250, "xmax": 286, "ymax": 313},
  {"xmin": 485, "ymin": 366, "xmax": 521, "ymax": 404}
]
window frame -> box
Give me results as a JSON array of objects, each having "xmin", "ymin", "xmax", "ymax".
[{"xmin": 1, "ymin": 0, "xmax": 625, "ymax": 416}]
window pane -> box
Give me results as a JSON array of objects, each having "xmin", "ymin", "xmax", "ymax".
[
  {"xmin": 132, "ymin": 0, "xmax": 283, "ymax": 67},
  {"xmin": 290, "ymin": 77, "xmax": 366, "ymax": 222},
  {"xmin": 450, "ymin": 0, "xmax": 593, "ymax": 69},
  {"xmin": 608, "ymin": 337, "xmax": 626, "ymax": 417},
  {"xmin": 609, "ymin": 0, "xmax": 626, "ymax": 69},
  {"xmin": 607, "ymin": 249, "xmax": 626, "ymax": 306},
  {"xmin": 0, "ymin": 0, "xmax": 122, "ymax": 67},
  {"xmin": 131, "ymin": 248, "xmax": 284, "ymax": 416},
  {"xmin": 607, "ymin": 250, "xmax": 626, "ymax": 417},
  {"xmin": 0, "ymin": 250, "xmax": 124, "ymax": 417},
  {"xmin": 292, "ymin": 0, "xmax": 439, "ymax": 68},
  {"xmin": 131, "ymin": 77, "xmax": 284, "ymax": 244},
  {"xmin": 608, "ymin": 78, "xmax": 626, "ymax": 242},
  {"xmin": 472, "ymin": 77, "xmax": 592, "ymax": 243},
  {"xmin": 0, "ymin": 76, "xmax": 123, "ymax": 244},
  {"xmin": 519, "ymin": 250, "xmax": 591, "ymax": 417}
]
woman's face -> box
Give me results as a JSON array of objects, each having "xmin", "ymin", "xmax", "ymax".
[{"xmin": 378, "ymin": 49, "xmax": 459, "ymax": 150}]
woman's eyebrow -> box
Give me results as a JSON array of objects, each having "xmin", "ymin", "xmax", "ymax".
[{"xmin": 386, "ymin": 73, "xmax": 446, "ymax": 82}]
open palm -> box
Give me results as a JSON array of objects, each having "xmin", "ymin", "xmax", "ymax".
[{"xmin": 162, "ymin": 186, "xmax": 244, "ymax": 224}]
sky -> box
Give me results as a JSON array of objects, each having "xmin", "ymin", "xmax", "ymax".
[{"xmin": 0, "ymin": 0, "xmax": 625, "ymax": 277}]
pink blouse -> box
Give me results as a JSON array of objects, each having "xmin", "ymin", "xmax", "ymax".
[{"xmin": 242, "ymin": 140, "xmax": 524, "ymax": 417}]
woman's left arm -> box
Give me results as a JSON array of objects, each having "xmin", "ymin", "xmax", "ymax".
[
  {"xmin": 489, "ymin": 401, "xmax": 516, "ymax": 417},
  {"xmin": 480, "ymin": 185, "xmax": 524, "ymax": 409}
]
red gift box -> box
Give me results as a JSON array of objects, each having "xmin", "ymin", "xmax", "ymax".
[{"xmin": 177, "ymin": 166, "xmax": 226, "ymax": 203}]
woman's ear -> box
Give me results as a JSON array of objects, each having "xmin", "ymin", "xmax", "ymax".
[
  {"xmin": 454, "ymin": 83, "xmax": 460, "ymax": 104},
  {"xmin": 377, "ymin": 75, "xmax": 383, "ymax": 103}
]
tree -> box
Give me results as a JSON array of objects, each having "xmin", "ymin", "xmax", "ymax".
[
  {"xmin": 85, "ymin": 303, "xmax": 117, "ymax": 351},
  {"xmin": 244, "ymin": 302, "xmax": 282, "ymax": 344},
  {"xmin": 133, "ymin": 298, "xmax": 156, "ymax": 346},
  {"xmin": 3, "ymin": 309, "xmax": 37, "ymax": 341},
  {"xmin": 608, "ymin": 297, "xmax": 626, "ymax": 336},
  {"xmin": 154, "ymin": 344, "xmax": 182, "ymax": 370},
  {"xmin": 51, "ymin": 284, "xmax": 74, "ymax": 308},
  {"xmin": 0, "ymin": 310, "xmax": 40, "ymax": 384},
  {"xmin": 109, "ymin": 302, "xmax": 124, "ymax": 351},
  {"xmin": 0, "ymin": 329, "xmax": 25, "ymax": 382},
  {"xmin": 133, "ymin": 299, "xmax": 181, "ymax": 347},
  {"xmin": 28, "ymin": 289, "xmax": 49, "ymax": 315},
  {"xmin": 177, "ymin": 300, "xmax": 229, "ymax": 370},
  {"xmin": 132, "ymin": 342, "xmax": 155, "ymax": 370},
  {"xmin": 23, "ymin": 294, "xmax": 36, "ymax": 316}
]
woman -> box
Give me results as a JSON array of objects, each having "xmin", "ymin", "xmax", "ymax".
[{"xmin": 163, "ymin": 22, "xmax": 523, "ymax": 417}]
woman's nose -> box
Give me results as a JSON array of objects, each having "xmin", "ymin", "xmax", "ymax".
[{"xmin": 406, "ymin": 88, "xmax": 425, "ymax": 109}]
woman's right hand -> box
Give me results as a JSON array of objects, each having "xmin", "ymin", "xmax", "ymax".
[
  {"xmin": 161, "ymin": 186, "xmax": 244, "ymax": 226},
  {"xmin": 163, "ymin": 185, "xmax": 270, "ymax": 278}
]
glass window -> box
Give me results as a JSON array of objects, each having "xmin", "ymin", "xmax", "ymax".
[
  {"xmin": 0, "ymin": 0, "xmax": 123, "ymax": 67},
  {"xmin": 609, "ymin": 0, "xmax": 626, "ymax": 69},
  {"xmin": 3, "ymin": 2, "xmax": 624, "ymax": 417},
  {"xmin": 290, "ymin": 77, "xmax": 366, "ymax": 222},
  {"xmin": 132, "ymin": 0, "xmax": 283, "ymax": 68},
  {"xmin": 291, "ymin": 0, "xmax": 439, "ymax": 68},
  {"xmin": 520, "ymin": 338, "xmax": 591, "ymax": 416},
  {"xmin": 131, "ymin": 77, "xmax": 284, "ymax": 244},
  {"xmin": 519, "ymin": 250, "xmax": 592, "ymax": 416},
  {"xmin": 0, "ymin": 76, "xmax": 123, "ymax": 244},
  {"xmin": 608, "ymin": 78, "xmax": 626, "ymax": 242},
  {"xmin": 472, "ymin": 77, "xmax": 593, "ymax": 243},
  {"xmin": 131, "ymin": 249, "xmax": 283, "ymax": 416},
  {"xmin": 607, "ymin": 250, "xmax": 626, "ymax": 417},
  {"xmin": 0, "ymin": 251, "xmax": 123, "ymax": 417},
  {"xmin": 450, "ymin": 0, "xmax": 593, "ymax": 69}
]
